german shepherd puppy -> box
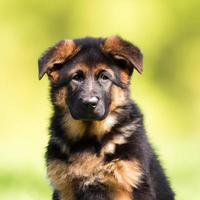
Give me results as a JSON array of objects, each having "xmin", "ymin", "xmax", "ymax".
[{"xmin": 38, "ymin": 36, "xmax": 175, "ymax": 200}]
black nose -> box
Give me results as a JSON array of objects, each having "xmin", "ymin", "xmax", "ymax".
[{"xmin": 82, "ymin": 96, "xmax": 99, "ymax": 109}]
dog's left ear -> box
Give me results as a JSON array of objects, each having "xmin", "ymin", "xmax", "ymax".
[
  {"xmin": 38, "ymin": 39, "xmax": 80, "ymax": 80},
  {"xmin": 101, "ymin": 36, "xmax": 143, "ymax": 75}
]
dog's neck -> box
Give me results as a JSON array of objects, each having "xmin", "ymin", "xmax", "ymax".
[{"xmin": 61, "ymin": 111, "xmax": 118, "ymax": 141}]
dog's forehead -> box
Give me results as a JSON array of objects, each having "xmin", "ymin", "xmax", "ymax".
[
  {"xmin": 74, "ymin": 48, "xmax": 109, "ymax": 68},
  {"xmin": 57, "ymin": 37, "xmax": 118, "ymax": 76},
  {"xmin": 66, "ymin": 38, "xmax": 113, "ymax": 70}
]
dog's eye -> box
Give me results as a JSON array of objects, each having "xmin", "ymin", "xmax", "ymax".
[
  {"xmin": 98, "ymin": 72, "xmax": 109, "ymax": 81},
  {"xmin": 71, "ymin": 72, "xmax": 83, "ymax": 82}
]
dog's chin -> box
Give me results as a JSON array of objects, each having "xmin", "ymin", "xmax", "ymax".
[
  {"xmin": 82, "ymin": 116, "xmax": 105, "ymax": 121},
  {"xmin": 70, "ymin": 112, "xmax": 107, "ymax": 121},
  {"xmin": 69, "ymin": 108, "xmax": 108, "ymax": 121}
]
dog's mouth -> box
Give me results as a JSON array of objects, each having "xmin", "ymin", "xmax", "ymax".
[
  {"xmin": 69, "ymin": 103, "xmax": 107, "ymax": 121},
  {"xmin": 86, "ymin": 109, "xmax": 108, "ymax": 121},
  {"xmin": 71, "ymin": 114, "xmax": 105, "ymax": 121}
]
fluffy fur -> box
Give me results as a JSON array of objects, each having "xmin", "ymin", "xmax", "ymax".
[{"xmin": 38, "ymin": 36, "xmax": 175, "ymax": 200}]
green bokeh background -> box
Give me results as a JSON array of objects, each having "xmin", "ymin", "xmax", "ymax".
[{"xmin": 0, "ymin": 0, "xmax": 200, "ymax": 199}]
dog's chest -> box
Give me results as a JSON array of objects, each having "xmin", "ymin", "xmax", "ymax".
[
  {"xmin": 47, "ymin": 131, "xmax": 142, "ymax": 200},
  {"xmin": 67, "ymin": 150, "xmax": 105, "ymax": 181}
]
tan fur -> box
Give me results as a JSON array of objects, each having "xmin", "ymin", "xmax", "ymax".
[
  {"xmin": 110, "ymin": 85, "xmax": 128, "ymax": 112},
  {"xmin": 93, "ymin": 63, "xmax": 115, "ymax": 78},
  {"xmin": 101, "ymin": 36, "xmax": 131, "ymax": 85},
  {"xmin": 67, "ymin": 151, "xmax": 103, "ymax": 178},
  {"xmin": 120, "ymin": 69, "xmax": 130, "ymax": 84},
  {"xmin": 59, "ymin": 189, "xmax": 74, "ymax": 200},
  {"xmin": 101, "ymin": 35, "xmax": 143, "ymax": 74},
  {"xmin": 61, "ymin": 112, "xmax": 117, "ymax": 141},
  {"xmin": 53, "ymin": 87, "xmax": 68, "ymax": 109},
  {"xmin": 102, "ymin": 37, "xmax": 131, "ymax": 85},
  {"xmin": 101, "ymin": 135, "xmax": 127, "ymax": 155},
  {"xmin": 45, "ymin": 40, "xmax": 80, "ymax": 71},
  {"xmin": 67, "ymin": 63, "xmax": 89, "ymax": 77},
  {"xmin": 47, "ymin": 161, "xmax": 75, "ymax": 200},
  {"xmin": 47, "ymin": 152, "xmax": 104, "ymax": 198},
  {"xmin": 47, "ymin": 69, "xmax": 60, "ymax": 82},
  {"xmin": 113, "ymin": 160, "xmax": 142, "ymax": 191},
  {"xmin": 102, "ymin": 36, "xmax": 122, "ymax": 53},
  {"xmin": 101, "ymin": 120, "xmax": 139, "ymax": 156},
  {"xmin": 89, "ymin": 113, "xmax": 117, "ymax": 139},
  {"xmin": 48, "ymin": 158, "xmax": 142, "ymax": 200},
  {"xmin": 109, "ymin": 187, "xmax": 132, "ymax": 200},
  {"xmin": 62, "ymin": 114, "xmax": 87, "ymax": 141},
  {"xmin": 103, "ymin": 159, "xmax": 142, "ymax": 200},
  {"xmin": 67, "ymin": 63, "xmax": 115, "ymax": 81},
  {"xmin": 101, "ymin": 142, "xmax": 116, "ymax": 155},
  {"xmin": 39, "ymin": 40, "xmax": 81, "ymax": 80}
]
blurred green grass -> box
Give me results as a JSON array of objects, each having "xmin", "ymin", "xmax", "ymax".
[{"xmin": 0, "ymin": 0, "xmax": 200, "ymax": 199}]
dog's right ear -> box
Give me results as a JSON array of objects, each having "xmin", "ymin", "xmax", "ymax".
[{"xmin": 38, "ymin": 39, "xmax": 80, "ymax": 81}]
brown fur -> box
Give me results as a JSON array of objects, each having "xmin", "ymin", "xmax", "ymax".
[
  {"xmin": 39, "ymin": 40, "xmax": 80, "ymax": 80},
  {"xmin": 61, "ymin": 112, "xmax": 117, "ymax": 141},
  {"xmin": 62, "ymin": 114, "xmax": 87, "ymax": 141},
  {"xmin": 47, "ymin": 161, "xmax": 75, "ymax": 200},
  {"xmin": 101, "ymin": 36, "xmax": 123, "ymax": 53},
  {"xmin": 67, "ymin": 64, "xmax": 89, "ymax": 77},
  {"xmin": 47, "ymin": 69, "xmax": 60, "ymax": 83},
  {"xmin": 101, "ymin": 36, "xmax": 143, "ymax": 74},
  {"xmin": 101, "ymin": 134, "xmax": 127, "ymax": 155},
  {"xmin": 59, "ymin": 190, "xmax": 75, "ymax": 200},
  {"xmin": 110, "ymin": 85, "xmax": 128, "ymax": 112},
  {"xmin": 89, "ymin": 113, "xmax": 117, "ymax": 139},
  {"xmin": 104, "ymin": 160, "xmax": 142, "ymax": 200},
  {"xmin": 48, "ymin": 156, "xmax": 142, "ymax": 200},
  {"xmin": 106, "ymin": 159, "xmax": 142, "ymax": 191},
  {"xmin": 120, "ymin": 69, "xmax": 130, "ymax": 84},
  {"xmin": 47, "ymin": 152, "xmax": 104, "ymax": 199},
  {"xmin": 93, "ymin": 63, "xmax": 115, "ymax": 78},
  {"xmin": 53, "ymin": 87, "xmax": 68, "ymax": 109},
  {"xmin": 44, "ymin": 40, "xmax": 78, "ymax": 70},
  {"xmin": 109, "ymin": 188, "xmax": 132, "ymax": 200}
]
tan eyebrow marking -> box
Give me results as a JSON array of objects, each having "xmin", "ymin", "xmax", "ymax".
[
  {"xmin": 93, "ymin": 63, "xmax": 115, "ymax": 78},
  {"xmin": 67, "ymin": 63, "xmax": 89, "ymax": 77}
]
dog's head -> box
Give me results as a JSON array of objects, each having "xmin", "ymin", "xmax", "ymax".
[{"xmin": 38, "ymin": 36, "xmax": 143, "ymax": 121}]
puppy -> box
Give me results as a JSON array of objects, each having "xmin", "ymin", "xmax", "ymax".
[{"xmin": 38, "ymin": 36, "xmax": 175, "ymax": 200}]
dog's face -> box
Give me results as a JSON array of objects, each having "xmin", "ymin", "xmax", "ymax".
[
  {"xmin": 38, "ymin": 36, "xmax": 143, "ymax": 121},
  {"xmin": 56, "ymin": 51, "xmax": 117, "ymax": 120}
]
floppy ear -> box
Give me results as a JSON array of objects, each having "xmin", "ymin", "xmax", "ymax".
[
  {"xmin": 38, "ymin": 39, "xmax": 80, "ymax": 80},
  {"xmin": 101, "ymin": 36, "xmax": 143, "ymax": 75}
]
